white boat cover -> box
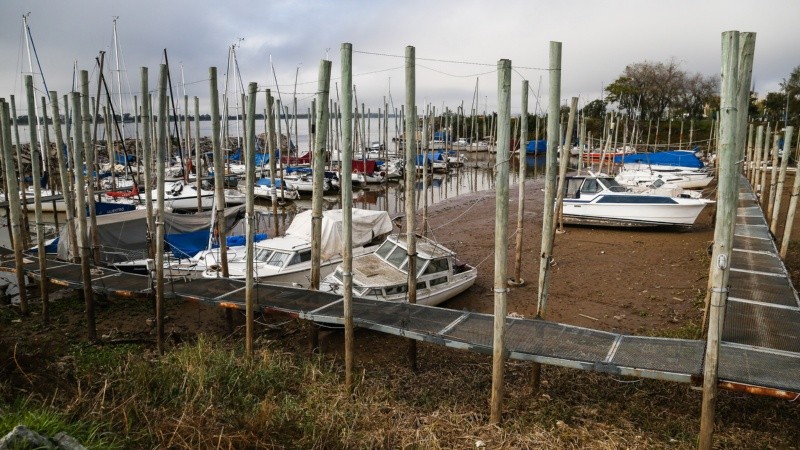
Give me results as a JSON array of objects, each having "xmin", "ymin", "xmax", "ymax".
[{"xmin": 285, "ymin": 209, "xmax": 394, "ymax": 260}]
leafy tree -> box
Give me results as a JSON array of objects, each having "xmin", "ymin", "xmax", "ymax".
[
  {"xmin": 605, "ymin": 59, "xmax": 717, "ymax": 120},
  {"xmin": 581, "ymin": 99, "xmax": 607, "ymax": 118}
]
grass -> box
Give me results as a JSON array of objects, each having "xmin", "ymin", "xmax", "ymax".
[{"xmin": 0, "ymin": 398, "xmax": 121, "ymax": 449}]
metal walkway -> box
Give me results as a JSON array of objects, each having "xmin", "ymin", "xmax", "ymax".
[{"xmin": 4, "ymin": 177, "xmax": 799, "ymax": 396}]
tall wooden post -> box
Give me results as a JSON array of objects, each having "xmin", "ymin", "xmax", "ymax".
[
  {"xmin": 537, "ymin": 42, "xmax": 562, "ymax": 317},
  {"xmin": 766, "ymin": 132, "xmax": 781, "ymax": 219},
  {"xmin": 265, "ymin": 91, "xmax": 279, "ymax": 235},
  {"xmin": 403, "ymin": 46, "xmax": 419, "ymax": 371},
  {"xmin": 0, "ymin": 101, "xmax": 28, "ymax": 316},
  {"xmin": 10, "ymin": 96, "xmax": 31, "ymax": 249},
  {"xmin": 554, "ymin": 97, "xmax": 579, "ymax": 232},
  {"xmin": 155, "ymin": 65, "xmax": 169, "ymax": 354},
  {"xmin": 532, "ymin": 42, "xmax": 562, "ymax": 390},
  {"xmin": 751, "ymin": 125, "xmax": 764, "ymax": 186},
  {"xmin": 699, "ymin": 30, "xmax": 748, "ymax": 450},
  {"xmin": 780, "ymin": 126, "xmax": 799, "ymax": 259},
  {"xmin": 244, "ymin": 82, "xmax": 257, "ymax": 356},
  {"xmin": 310, "ymin": 59, "xmax": 332, "ymax": 291},
  {"xmin": 50, "ymin": 92, "xmax": 79, "ymax": 261},
  {"xmin": 195, "ymin": 97, "xmax": 202, "ymax": 212},
  {"xmin": 758, "ymin": 124, "xmax": 772, "ymax": 200},
  {"xmin": 25, "ymin": 76, "xmax": 48, "ymax": 323},
  {"xmin": 209, "ymin": 67, "xmax": 229, "ymax": 278},
  {"xmin": 771, "ymin": 128, "xmax": 793, "ymax": 234},
  {"xmin": 141, "ymin": 69, "xmax": 155, "ymax": 261},
  {"xmin": 340, "ymin": 42, "xmax": 355, "ymax": 392},
  {"xmin": 79, "ymin": 71, "xmax": 100, "ymax": 266},
  {"xmin": 513, "ymin": 80, "xmax": 529, "ymax": 283},
  {"xmin": 70, "ymin": 91, "xmax": 97, "ymax": 340},
  {"xmin": 489, "ymin": 58, "xmax": 512, "ymax": 425}
]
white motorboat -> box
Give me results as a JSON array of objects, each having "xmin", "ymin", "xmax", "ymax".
[
  {"xmin": 320, "ymin": 233, "xmax": 477, "ymax": 307},
  {"xmin": 560, "ymin": 175, "xmax": 713, "ymax": 227},
  {"xmin": 615, "ymin": 168, "xmax": 713, "ymax": 190},
  {"xmin": 200, "ymin": 208, "xmax": 394, "ymax": 287}
]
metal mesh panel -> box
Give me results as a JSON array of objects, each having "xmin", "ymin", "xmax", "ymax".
[
  {"xmin": 612, "ymin": 336, "xmax": 704, "ymax": 374},
  {"xmin": 729, "ymin": 271, "xmax": 797, "ymax": 307},
  {"xmin": 256, "ymin": 287, "xmax": 341, "ymax": 313},
  {"xmin": 736, "ymin": 215, "xmax": 767, "ymax": 226},
  {"xmin": 504, "ymin": 319, "xmax": 617, "ymax": 362},
  {"xmin": 92, "ymin": 272, "xmax": 152, "ymax": 293},
  {"xmin": 172, "ymin": 278, "xmax": 245, "ymax": 299},
  {"xmin": 443, "ymin": 314, "xmax": 493, "ymax": 347},
  {"xmin": 733, "ymin": 234, "xmax": 775, "ymax": 253},
  {"xmin": 737, "ymin": 205, "xmax": 763, "ymax": 216},
  {"xmin": 346, "ymin": 299, "xmax": 465, "ymax": 334},
  {"xmin": 719, "ymin": 345, "xmax": 800, "ymax": 393},
  {"xmin": 731, "ymin": 250, "xmax": 783, "ymax": 274},
  {"xmin": 723, "ymin": 301, "xmax": 800, "ymax": 352},
  {"xmin": 734, "ymin": 224, "xmax": 772, "ymax": 240},
  {"xmin": 45, "ymin": 265, "xmax": 86, "ymax": 283}
]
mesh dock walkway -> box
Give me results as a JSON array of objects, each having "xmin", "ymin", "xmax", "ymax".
[{"xmin": 3, "ymin": 177, "xmax": 799, "ymax": 396}]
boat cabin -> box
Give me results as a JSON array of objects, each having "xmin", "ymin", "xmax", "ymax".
[{"xmin": 564, "ymin": 176, "xmax": 628, "ymax": 199}]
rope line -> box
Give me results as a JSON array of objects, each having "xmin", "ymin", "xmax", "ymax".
[{"xmin": 353, "ymin": 50, "xmax": 551, "ymax": 71}]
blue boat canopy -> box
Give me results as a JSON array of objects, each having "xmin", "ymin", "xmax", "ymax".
[
  {"xmin": 614, "ymin": 149, "xmax": 704, "ymax": 169},
  {"xmin": 526, "ymin": 140, "xmax": 547, "ymax": 154}
]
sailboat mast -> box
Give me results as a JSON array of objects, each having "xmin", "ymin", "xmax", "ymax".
[
  {"xmin": 112, "ymin": 18, "xmax": 126, "ymax": 142},
  {"xmin": 22, "ymin": 13, "xmax": 47, "ymax": 167}
]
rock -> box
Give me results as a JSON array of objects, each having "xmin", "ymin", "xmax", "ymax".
[
  {"xmin": 53, "ymin": 432, "xmax": 87, "ymax": 450},
  {"xmin": 0, "ymin": 425, "xmax": 55, "ymax": 449}
]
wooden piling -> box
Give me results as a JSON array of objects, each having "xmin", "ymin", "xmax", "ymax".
[
  {"xmin": 513, "ymin": 80, "xmax": 529, "ymax": 283},
  {"xmin": 50, "ymin": 92, "xmax": 79, "ymax": 262},
  {"xmin": 758, "ymin": 124, "xmax": 772, "ymax": 200},
  {"xmin": 489, "ymin": 58, "xmax": 512, "ymax": 425},
  {"xmin": 340, "ymin": 43, "xmax": 356, "ymax": 392},
  {"xmin": 140, "ymin": 69, "xmax": 155, "ymax": 261},
  {"xmin": 751, "ymin": 125, "xmax": 764, "ymax": 187},
  {"xmin": 79, "ymin": 71, "xmax": 100, "ymax": 265},
  {"xmin": 195, "ymin": 97, "xmax": 202, "ymax": 212},
  {"xmin": 0, "ymin": 100, "xmax": 28, "ymax": 316},
  {"xmin": 780, "ymin": 127, "xmax": 799, "ymax": 259},
  {"xmin": 403, "ymin": 46, "xmax": 418, "ymax": 371},
  {"xmin": 155, "ymin": 65, "xmax": 169, "ymax": 354},
  {"xmin": 536, "ymin": 41, "xmax": 562, "ymax": 319},
  {"xmin": 699, "ymin": 30, "xmax": 751, "ymax": 450},
  {"xmin": 69, "ymin": 91, "xmax": 96, "ymax": 340},
  {"xmin": 10, "ymin": 96, "xmax": 31, "ymax": 249},
  {"xmin": 265, "ymin": 91, "xmax": 279, "ymax": 234},
  {"xmin": 554, "ymin": 97, "xmax": 579, "ymax": 233},
  {"xmin": 209, "ymin": 67, "xmax": 229, "ymax": 277},
  {"xmin": 25, "ymin": 76, "xmax": 49, "ymax": 323},
  {"xmin": 771, "ymin": 127, "xmax": 793, "ymax": 235},
  {"xmin": 244, "ymin": 82, "xmax": 257, "ymax": 356},
  {"xmin": 766, "ymin": 132, "xmax": 781, "ymax": 219},
  {"xmin": 310, "ymin": 59, "xmax": 332, "ymax": 291}
]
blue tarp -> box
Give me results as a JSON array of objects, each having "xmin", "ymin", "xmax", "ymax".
[
  {"xmin": 526, "ymin": 140, "xmax": 547, "ymax": 154},
  {"xmin": 433, "ymin": 131, "xmax": 451, "ymax": 142},
  {"xmin": 165, "ymin": 231, "xmax": 268, "ymax": 259},
  {"xmin": 256, "ymin": 177, "xmax": 289, "ymax": 188},
  {"xmin": 115, "ymin": 153, "xmax": 136, "ymax": 165},
  {"xmin": 614, "ymin": 149, "xmax": 704, "ymax": 169}
]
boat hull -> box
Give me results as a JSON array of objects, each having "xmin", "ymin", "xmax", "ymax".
[{"xmin": 562, "ymin": 200, "xmax": 710, "ymax": 227}]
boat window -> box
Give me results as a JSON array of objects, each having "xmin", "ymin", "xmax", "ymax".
[
  {"xmin": 386, "ymin": 246, "xmax": 408, "ymax": 269},
  {"xmin": 289, "ymin": 250, "xmax": 311, "ymax": 266},
  {"xmin": 375, "ymin": 241, "xmax": 395, "ymax": 259},
  {"xmin": 417, "ymin": 281, "xmax": 427, "ymax": 290},
  {"xmin": 566, "ymin": 178, "xmax": 583, "ymax": 198},
  {"xmin": 264, "ymin": 251, "xmax": 292, "ymax": 267},
  {"xmin": 425, "ymin": 258, "xmax": 449, "ymax": 275},
  {"xmin": 601, "ymin": 177, "xmax": 628, "ymax": 192},
  {"xmin": 254, "ymin": 248, "xmax": 273, "ymax": 262},
  {"xmin": 332, "ymin": 268, "xmax": 343, "ymax": 282},
  {"xmin": 385, "ymin": 284, "xmax": 408, "ymax": 295},
  {"xmin": 580, "ymin": 178, "xmax": 601, "ymax": 194},
  {"xmin": 430, "ymin": 276, "xmax": 449, "ymax": 287}
]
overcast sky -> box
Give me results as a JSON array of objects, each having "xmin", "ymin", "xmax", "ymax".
[{"xmin": 1, "ymin": 0, "xmax": 798, "ymax": 117}]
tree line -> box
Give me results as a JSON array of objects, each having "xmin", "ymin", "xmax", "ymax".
[{"xmin": 583, "ymin": 59, "xmax": 800, "ymax": 125}]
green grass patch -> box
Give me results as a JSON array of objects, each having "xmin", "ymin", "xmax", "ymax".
[{"xmin": 0, "ymin": 398, "xmax": 121, "ymax": 449}]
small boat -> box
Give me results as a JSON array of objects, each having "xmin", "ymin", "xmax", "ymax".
[
  {"xmin": 615, "ymin": 168, "xmax": 714, "ymax": 190},
  {"xmin": 560, "ymin": 175, "xmax": 712, "ymax": 227},
  {"xmin": 320, "ymin": 233, "xmax": 477, "ymax": 307},
  {"xmin": 615, "ymin": 149, "xmax": 705, "ymax": 172},
  {"xmin": 251, "ymin": 178, "xmax": 300, "ymax": 201},
  {"xmin": 201, "ymin": 208, "xmax": 394, "ymax": 287}
]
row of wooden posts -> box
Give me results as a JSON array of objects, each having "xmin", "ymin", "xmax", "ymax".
[{"xmin": 2, "ymin": 32, "xmax": 783, "ymax": 449}]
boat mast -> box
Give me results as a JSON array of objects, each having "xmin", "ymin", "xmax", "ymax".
[
  {"xmin": 112, "ymin": 17, "xmax": 126, "ymax": 142},
  {"xmin": 22, "ymin": 13, "xmax": 48, "ymax": 167}
]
